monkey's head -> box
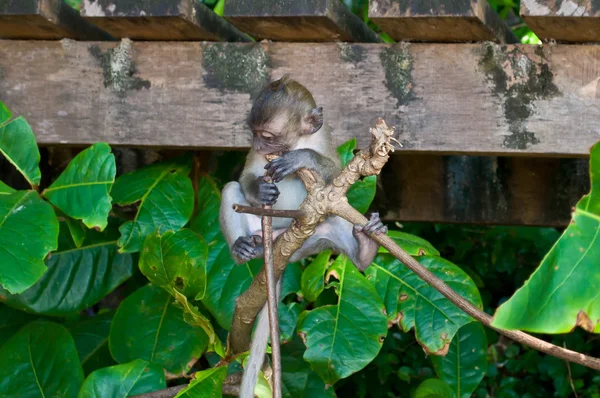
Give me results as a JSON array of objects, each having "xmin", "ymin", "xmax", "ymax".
[{"xmin": 248, "ymin": 75, "xmax": 324, "ymax": 155}]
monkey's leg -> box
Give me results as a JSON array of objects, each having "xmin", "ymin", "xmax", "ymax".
[
  {"xmin": 220, "ymin": 182, "xmax": 264, "ymax": 264},
  {"xmin": 289, "ymin": 214, "xmax": 386, "ymax": 271}
]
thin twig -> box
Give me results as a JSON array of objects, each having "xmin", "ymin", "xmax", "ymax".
[
  {"xmin": 261, "ymin": 176, "xmax": 282, "ymax": 398},
  {"xmin": 564, "ymin": 341, "xmax": 579, "ymax": 398},
  {"xmin": 233, "ymin": 204, "xmax": 305, "ymax": 219}
]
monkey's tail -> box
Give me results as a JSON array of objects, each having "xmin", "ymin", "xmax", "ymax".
[{"xmin": 239, "ymin": 278, "xmax": 281, "ymax": 398}]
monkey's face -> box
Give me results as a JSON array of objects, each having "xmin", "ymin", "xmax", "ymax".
[{"xmin": 251, "ymin": 112, "xmax": 299, "ymax": 155}]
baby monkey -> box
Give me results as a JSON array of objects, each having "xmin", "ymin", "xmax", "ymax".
[
  {"xmin": 220, "ymin": 75, "xmax": 387, "ymax": 269},
  {"xmin": 219, "ymin": 75, "xmax": 387, "ymax": 398}
]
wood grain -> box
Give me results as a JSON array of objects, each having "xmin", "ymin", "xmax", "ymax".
[
  {"xmin": 520, "ymin": 0, "xmax": 600, "ymax": 43},
  {"xmin": 223, "ymin": 0, "xmax": 382, "ymax": 42},
  {"xmin": 0, "ymin": 0, "xmax": 113, "ymax": 40},
  {"xmin": 80, "ymin": 0, "xmax": 251, "ymax": 41},
  {"xmin": 0, "ymin": 40, "xmax": 600, "ymax": 156},
  {"xmin": 376, "ymin": 154, "xmax": 589, "ymax": 226},
  {"xmin": 369, "ymin": 0, "xmax": 518, "ymax": 43}
]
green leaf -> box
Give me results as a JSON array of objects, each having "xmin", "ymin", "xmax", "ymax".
[
  {"xmin": 366, "ymin": 255, "xmax": 482, "ymax": 354},
  {"xmin": 414, "ymin": 378, "xmax": 455, "ymax": 398},
  {"xmin": 69, "ymin": 312, "xmax": 116, "ymax": 375},
  {"xmin": 112, "ymin": 160, "xmax": 194, "ymax": 253},
  {"xmin": 297, "ymin": 255, "xmax": 388, "ymax": 385},
  {"xmin": 379, "ymin": 230, "xmax": 440, "ymax": 256},
  {"xmin": 0, "ymin": 221, "xmax": 134, "ymax": 315},
  {"xmin": 43, "ymin": 143, "xmax": 116, "ymax": 231},
  {"xmin": 282, "ymin": 262, "xmax": 303, "ymax": 299},
  {"xmin": 281, "ymin": 336, "xmax": 337, "ymax": 398},
  {"xmin": 0, "ymin": 181, "xmax": 15, "ymax": 195},
  {"xmin": 431, "ymin": 322, "xmax": 487, "ymax": 398},
  {"xmin": 0, "ymin": 116, "xmax": 41, "ymax": 187},
  {"xmin": 79, "ymin": 359, "xmax": 166, "ymax": 398},
  {"xmin": 0, "ymin": 101, "xmax": 11, "ymax": 124},
  {"xmin": 109, "ymin": 284, "xmax": 209, "ymax": 375},
  {"xmin": 0, "ymin": 191, "xmax": 58, "ymax": 294},
  {"xmin": 188, "ymin": 176, "xmax": 259, "ymax": 330},
  {"xmin": 493, "ymin": 141, "xmax": 600, "ymax": 333},
  {"xmin": 172, "ymin": 289, "xmax": 221, "ymax": 352},
  {"xmin": 0, "ymin": 321, "xmax": 84, "ymax": 397},
  {"xmin": 139, "ymin": 228, "xmax": 208, "ymax": 301},
  {"xmin": 0, "ymin": 304, "xmax": 37, "ymax": 345},
  {"xmin": 65, "ymin": 214, "xmax": 87, "ymax": 248},
  {"xmin": 279, "ymin": 302, "xmax": 302, "ymax": 343},
  {"xmin": 174, "ymin": 366, "xmax": 228, "ymax": 398},
  {"xmin": 301, "ymin": 250, "xmax": 332, "ymax": 302},
  {"xmin": 336, "ymin": 139, "xmax": 376, "ymax": 213}
]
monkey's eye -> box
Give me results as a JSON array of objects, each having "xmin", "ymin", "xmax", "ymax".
[{"xmin": 260, "ymin": 132, "xmax": 274, "ymax": 141}]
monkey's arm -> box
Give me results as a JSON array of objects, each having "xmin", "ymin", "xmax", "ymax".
[{"xmin": 265, "ymin": 149, "xmax": 340, "ymax": 184}]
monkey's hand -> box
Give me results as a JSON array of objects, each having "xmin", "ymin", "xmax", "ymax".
[
  {"xmin": 232, "ymin": 235, "xmax": 264, "ymax": 264},
  {"xmin": 257, "ymin": 177, "xmax": 280, "ymax": 205},
  {"xmin": 264, "ymin": 150, "xmax": 311, "ymax": 182}
]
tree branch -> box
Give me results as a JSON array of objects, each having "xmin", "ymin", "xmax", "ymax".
[{"xmin": 229, "ymin": 118, "xmax": 600, "ymax": 371}]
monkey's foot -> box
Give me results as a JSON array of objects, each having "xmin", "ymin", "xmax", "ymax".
[
  {"xmin": 352, "ymin": 212, "xmax": 388, "ymax": 271},
  {"xmin": 232, "ymin": 235, "xmax": 264, "ymax": 264}
]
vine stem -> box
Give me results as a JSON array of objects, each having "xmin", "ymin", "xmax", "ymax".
[
  {"xmin": 332, "ymin": 202, "xmax": 600, "ymax": 371},
  {"xmin": 261, "ymin": 176, "xmax": 282, "ymax": 398}
]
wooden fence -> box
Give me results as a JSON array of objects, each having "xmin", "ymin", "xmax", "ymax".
[{"xmin": 1, "ymin": 0, "xmax": 598, "ymax": 226}]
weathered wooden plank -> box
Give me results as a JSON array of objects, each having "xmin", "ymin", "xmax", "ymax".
[
  {"xmin": 376, "ymin": 155, "xmax": 589, "ymax": 226},
  {"xmin": 0, "ymin": 0, "xmax": 113, "ymax": 40},
  {"xmin": 1, "ymin": 40, "xmax": 600, "ymax": 156},
  {"xmin": 223, "ymin": 0, "xmax": 382, "ymax": 42},
  {"xmin": 369, "ymin": 0, "xmax": 518, "ymax": 43},
  {"xmin": 520, "ymin": 0, "xmax": 600, "ymax": 43},
  {"xmin": 80, "ymin": 0, "xmax": 251, "ymax": 41}
]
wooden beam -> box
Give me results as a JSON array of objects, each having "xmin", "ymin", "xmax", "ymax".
[
  {"xmin": 0, "ymin": 40, "xmax": 600, "ymax": 156},
  {"xmin": 376, "ymin": 155, "xmax": 589, "ymax": 226},
  {"xmin": 80, "ymin": 0, "xmax": 251, "ymax": 41},
  {"xmin": 0, "ymin": 0, "xmax": 113, "ymax": 40},
  {"xmin": 520, "ymin": 0, "xmax": 600, "ymax": 43},
  {"xmin": 223, "ymin": 0, "xmax": 382, "ymax": 42},
  {"xmin": 369, "ymin": 0, "xmax": 518, "ymax": 43}
]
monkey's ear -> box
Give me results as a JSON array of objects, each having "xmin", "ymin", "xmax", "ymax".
[{"xmin": 302, "ymin": 106, "xmax": 324, "ymax": 135}]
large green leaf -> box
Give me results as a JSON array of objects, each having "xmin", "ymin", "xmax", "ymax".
[
  {"xmin": 112, "ymin": 160, "xmax": 194, "ymax": 253},
  {"xmin": 0, "ymin": 115, "xmax": 41, "ymax": 188},
  {"xmin": 378, "ymin": 230, "xmax": 440, "ymax": 256},
  {"xmin": 337, "ymin": 138, "xmax": 376, "ymax": 213},
  {"xmin": 174, "ymin": 366, "xmax": 228, "ymax": 398},
  {"xmin": 281, "ymin": 261, "xmax": 303, "ymax": 299},
  {"xmin": 69, "ymin": 312, "xmax": 116, "ymax": 375},
  {"xmin": 139, "ymin": 228, "xmax": 208, "ymax": 301},
  {"xmin": 493, "ymin": 142, "xmax": 600, "ymax": 333},
  {"xmin": 0, "ymin": 304, "xmax": 37, "ymax": 344},
  {"xmin": 43, "ymin": 143, "xmax": 115, "ymax": 231},
  {"xmin": 297, "ymin": 255, "xmax": 388, "ymax": 385},
  {"xmin": 0, "ymin": 221, "xmax": 134, "ymax": 315},
  {"xmin": 138, "ymin": 228, "xmax": 218, "ymax": 346},
  {"xmin": 0, "ymin": 321, "xmax": 84, "ymax": 397},
  {"xmin": 0, "ymin": 190, "xmax": 58, "ymax": 294},
  {"xmin": 366, "ymin": 255, "xmax": 482, "ymax": 354},
  {"xmin": 281, "ymin": 336, "xmax": 336, "ymax": 398},
  {"xmin": 109, "ymin": 284, "xmax": 209, "ymax": 375},
  {"xmin": 79, "ymin": 359, "xmax": 166, "ymax": 398},
  {"xmin": 301, "ymin": 250, "xmax": 332, "ymax": 302},
  {"xmin": 414, "ymin": 378, "xmax": 455, "ymax": 398},
  {"xmin": 431, "ymin": 322, "xmax": 487, "ymax": 398},
  {"xmin": 188, "ymin": 176, "xmax": 259, "ymax": 330}
]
